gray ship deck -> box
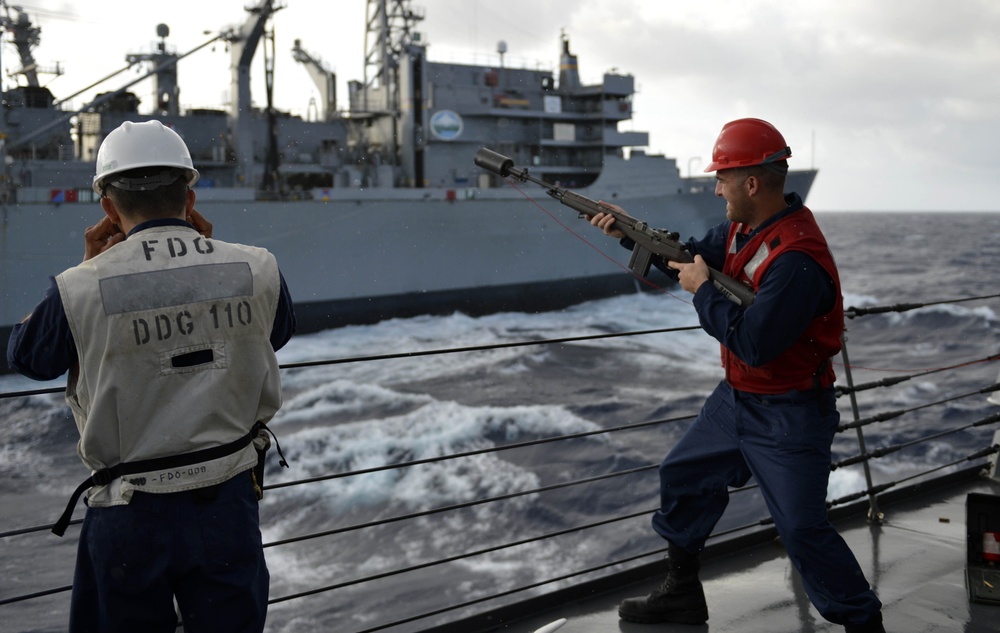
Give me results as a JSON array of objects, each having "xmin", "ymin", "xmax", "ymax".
[{"xmin": 465, "ymin": 472, "xmax": 1000, "ymax": 633}]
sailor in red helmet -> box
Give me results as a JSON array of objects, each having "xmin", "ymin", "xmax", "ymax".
[{"xmin": 590, "ymin": 118, "xmax": 885, "ymax": 633}]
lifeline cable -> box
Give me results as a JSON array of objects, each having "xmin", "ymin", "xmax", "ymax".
[{"xmin": 845, "ymin": 292, "xmax": 1000, "ymax": 318}]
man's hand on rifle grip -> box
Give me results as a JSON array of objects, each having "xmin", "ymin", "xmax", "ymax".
[{"xmin": 668, "ymin": 255, "xmax": 710, "ymax": 295}]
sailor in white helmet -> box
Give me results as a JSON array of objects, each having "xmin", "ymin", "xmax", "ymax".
[{"xmin": 7, "ymin": 120, "xmax": 296, "ymax": 633}]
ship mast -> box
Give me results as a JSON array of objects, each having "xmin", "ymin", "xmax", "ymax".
[
  {"xmin": 125, "ymin": 24, "xmax": 180, "ymax": 117},
  {"xmin": 0, "ymin": 3, "xmax": 64, "ymax": 90},
  {"xmin": 0, "ymin": 2, "xmax": 65, "ymax": 194},
  {"xmin": 0, "ymin": 2, "xmax": 64, "ymax": 88},
  {"xmin": 5, "ymin": 6, "xmax": 40, "ymax": 87}
]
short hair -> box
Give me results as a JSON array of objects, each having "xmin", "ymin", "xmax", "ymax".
[
  {"xmin": 103, "ymin": 167, "xmax": 189, "ymax": 220},
  {"xmin": 727, "ymin": 161, "xmax": 787, "ymax": 193}
]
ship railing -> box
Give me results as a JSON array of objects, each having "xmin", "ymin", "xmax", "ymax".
[{"xmin": 1, "ymin": 293, "xmax": 998, "ymax": 632}]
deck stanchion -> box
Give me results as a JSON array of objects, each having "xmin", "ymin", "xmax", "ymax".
[{"xmin": 839, "ymin": 330, "xmax": 883, "ymax": 523}]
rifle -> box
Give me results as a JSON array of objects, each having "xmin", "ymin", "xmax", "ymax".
[{"xmin": 473, "ymin": 148, "xmax": 756, "ymax": 307}]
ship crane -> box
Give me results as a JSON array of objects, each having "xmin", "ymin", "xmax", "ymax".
[
  {"xmin": 225, "ymin": 0, "xmax": 282, "ymax": 190},
  {"xmin": 362, "ymin": 0, "xmax": 424, "ymax": 101},
  {"xmin": 291, "ymin": 39, "xmax": 336, "ymax": 122},
  {"xmin": 361, "ymin": 0, "xmax": 427, "ymax": 187}
]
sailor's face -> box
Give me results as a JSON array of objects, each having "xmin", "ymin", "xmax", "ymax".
[{"xmin": 714, "ymin": 170, "xmax": 752, "ymax": 223}]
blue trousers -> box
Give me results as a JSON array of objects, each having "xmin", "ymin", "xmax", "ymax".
[
  {"xmin": 69, "ymin": 470, "xmax": 269, "ymax": 633},
  {"xmin": 652, "ymin": 381, "xmax": 882, "ymax": 626}
]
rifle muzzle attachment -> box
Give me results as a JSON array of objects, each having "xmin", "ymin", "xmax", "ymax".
[{"xmin": 474, "ymin": 148, "xmax": 514, "ymax": 177}]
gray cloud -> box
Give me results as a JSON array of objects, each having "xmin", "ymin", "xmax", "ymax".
[{"xmin": 469, "ymin": 0, "xmax": 1000, "ymax": 211}]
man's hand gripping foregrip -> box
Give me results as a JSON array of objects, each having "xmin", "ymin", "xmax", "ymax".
[{"xmin": 474, "ymin": 147, "xmax": 755, "ymax": 307}]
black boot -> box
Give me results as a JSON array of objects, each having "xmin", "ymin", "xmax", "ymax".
[
  {"xmin": 618, "ymin": 542, "xmax": 709, "ymax": 624},
  {"xmin": 844, "ymin": 612, "xmax": 885, "ymax": 633}
]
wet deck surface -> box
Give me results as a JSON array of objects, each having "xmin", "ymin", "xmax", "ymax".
[{"xmin": 513, "ymin": 475, "xmax": 1000, "ymax": 633}]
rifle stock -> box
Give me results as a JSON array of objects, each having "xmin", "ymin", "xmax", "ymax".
[{"xmin": 474, "ymin": 147, "xmax": 755, "ymax": 307}]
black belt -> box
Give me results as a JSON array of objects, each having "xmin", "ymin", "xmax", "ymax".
[{"xmin": 52, "ymin": 421, "xmax": 278, "ymax": 536}]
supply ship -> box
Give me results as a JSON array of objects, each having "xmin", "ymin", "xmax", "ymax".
[{"xmin": 0, "ymin": 0, "xmax": 815, "ymax": 370}]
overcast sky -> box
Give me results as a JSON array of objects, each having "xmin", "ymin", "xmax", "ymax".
[{"xmin": 10, "ymin": 0, "xmax": 1000, "ymax": 212}]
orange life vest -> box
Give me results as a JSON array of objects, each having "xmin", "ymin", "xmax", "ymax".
[{"xmin": 721, "ymin": 207, "xmax": 844, "ymax": 394}]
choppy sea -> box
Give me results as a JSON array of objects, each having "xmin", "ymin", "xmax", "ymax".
[{"xmin": 2, "ymin": 211, "xmax": 1000, "ymax": 632}]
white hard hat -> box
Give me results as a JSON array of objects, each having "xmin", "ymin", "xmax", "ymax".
[{"xmin": 93, "ymin": 120, "xmax": 200, "ymax": 194}]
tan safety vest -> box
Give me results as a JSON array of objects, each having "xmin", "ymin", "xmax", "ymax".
[{"xmin": 57, "ymin": 224, "xmax": 282, "ymax": 507}]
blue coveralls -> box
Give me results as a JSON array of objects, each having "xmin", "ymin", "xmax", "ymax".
[
  {"xmin": 7, "ymin": 218, "xmax": 297, "ymax": 633},
  {"xmin": 69, "ymin": 471, "xmax": 269, "ymax": 633},
  {"xmin": 648, "ymin": 196, "xmax": 882, "ymax": 626}
]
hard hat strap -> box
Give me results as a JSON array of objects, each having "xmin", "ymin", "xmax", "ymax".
[
  {"xmin": 105, "ymin": 169, "xmax": 184, "ymax": 193},
  {"xmin": 761, "ymin": 146, "xmax": 791, "ymax": 164}
]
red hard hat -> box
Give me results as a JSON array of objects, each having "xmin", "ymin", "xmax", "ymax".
[{"xmin": 703, "ymin": 118, "xmax": 791, "ymax": 172}]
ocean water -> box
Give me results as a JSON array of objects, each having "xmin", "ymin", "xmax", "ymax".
[{"xmin": 2, "ymin": 211, "xmax": 1000, "ymax": 632}]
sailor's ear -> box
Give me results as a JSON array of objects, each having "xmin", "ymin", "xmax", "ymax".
[{"xmin": 100, "ymin": 196, "xmax": 123, "ymax": 226}]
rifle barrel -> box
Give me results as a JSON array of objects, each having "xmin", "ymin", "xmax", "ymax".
[{"xmin": 473, "ymin": 147, "xmax": 756, "ymax": 308}]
